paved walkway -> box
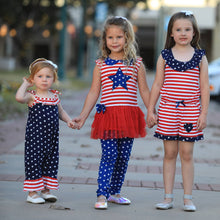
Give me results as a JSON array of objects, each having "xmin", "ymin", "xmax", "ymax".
[{"xmin": 1, "ymin": 74, "xmax": 220, "ymax": 220}]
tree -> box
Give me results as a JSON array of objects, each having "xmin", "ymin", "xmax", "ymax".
[
  {"xmin": 0, "ymin": 0, "xmax": 147, "ymax": 66},
  {"xmin": 0, "ymin": 0, "xmax": 61, "ymax": 65}
]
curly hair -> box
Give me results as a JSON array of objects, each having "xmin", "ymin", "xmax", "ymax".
[{"xmin": 99, "ymin": 16, "xmax": 138, "ymax": 63}]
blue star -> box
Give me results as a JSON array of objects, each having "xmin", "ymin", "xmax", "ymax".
[{"xmin": 108, "ymin": 68, "xmax": 131, "ymax": 90}]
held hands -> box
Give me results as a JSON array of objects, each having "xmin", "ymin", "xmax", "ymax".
[
  {"xmin": 71, "ymin": 115, "xmax": 86, "ymax": 130},
  {"xmin": 67, "ymin": 120, "xmax": 77, "ymax": 129},
  {"xmin": 147, "ymin": 112, "xmax": 158, "ymax": 128}
]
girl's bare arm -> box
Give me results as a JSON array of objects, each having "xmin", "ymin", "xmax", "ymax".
[
  {"xmin": 197, "ymin": 55, "xmax": 210, "ymax": 130},
  {"xmin": 137, "ymin": 62, "xmax": 150, "ymax": 109},
  {"xmin": 15, "ymin": 77, "xmax": 34, "ymax": 104},
  {"xmin": 73, "ymin": 64, "xmax": 101, "ymax": 129}
]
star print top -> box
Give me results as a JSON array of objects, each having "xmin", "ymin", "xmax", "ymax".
[
  {"xmin": 91, "ymin": 57, "xmax": 147, "ymax": 139},
  {"xmin": 24, "ymin": 89, "xmax": 60, "ymax": 190},
  {"xmin": 96, "ymin": 57, "xmax": 142, "ymax": 107},
  {"xmin": 160, "ymin": 48, "xmax": 205, "ymax": 103}
]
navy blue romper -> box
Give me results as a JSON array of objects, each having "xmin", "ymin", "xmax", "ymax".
[{"xmin": 23, "ymin": 90, "xmax": 60, "ymax": 191}]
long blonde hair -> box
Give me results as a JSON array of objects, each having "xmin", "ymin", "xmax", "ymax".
[
  {"xmin": 28, "ymin": 58, "xmax": 58, "ymax": 82},
  {"xmin": 99, "ymin": 16, "xmax": 138, "ymax": 63}
]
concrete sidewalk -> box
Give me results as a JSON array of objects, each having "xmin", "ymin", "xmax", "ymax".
[
  {"xmin": 1, "ymin": 74, "xmax": 220, "ymax": 220},
  {"xmin": 0, "ymin": 181, "xmax": 220, "ymax": 220}
]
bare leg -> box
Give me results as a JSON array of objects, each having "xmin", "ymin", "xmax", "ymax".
[
  {"xmin": 163, "ymin": 140, "xmax": 178, "ymax": 199},
  {"xmin": 179, "ymin": 141, "xmax": 195, "ymax": 206},
  {"xmin": 41, "ymin": 188, "xmax": 50, "ymax": 194},
  {"xmin": 28, "ymin": 191, "xmax": 39, "ymax": 197}
]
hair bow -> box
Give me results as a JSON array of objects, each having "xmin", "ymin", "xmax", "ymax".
[
  {"xmin": 181, "ymin": 11, "xmax": 193, "ymax": 16},
  {"xmin": 115, "ymin": 16, "xmax": 127, "ymax": 21}
]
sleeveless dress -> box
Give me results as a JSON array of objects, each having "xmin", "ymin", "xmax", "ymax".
[
  {"xmin": 154, "ymin": 48, "xmax": 205, "ymax": 142},
  {"xmin": 91, "ymin": 57, "xmax": 146, "ymax": 140},
  {"xmin": 23, "ymin": 90, "xmax": 60, "ymax": 191}
]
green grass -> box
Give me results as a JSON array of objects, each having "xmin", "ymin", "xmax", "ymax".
[{"xmin": 0, "ymin": 68, "xmax": 91, "ymax": 121}]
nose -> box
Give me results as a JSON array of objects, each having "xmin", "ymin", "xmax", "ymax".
[{"xmin": 113, "ymin": 37, "xmax": 117, "ymax": 43}]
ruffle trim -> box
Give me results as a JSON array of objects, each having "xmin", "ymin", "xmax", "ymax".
[
  {"xmin": 154, "ymin": 132, "xmax": 204, "ymax": 142},
  {"xmin": 95, "ymin": 57, "xmax": 142, "ymax": 68},
  {"xmin": 28, "ymin": 89, "xmax": 61, "ymax": 107},
  {"xmin": 161, "ymin": 48, "xmax": 205, "ymax": 72},
  {"xmin": 91, "ymin": 106, "xmax": 146, "ymax": 139},
  {"xmin": 104, "ymin": 57, "xmax": 134, "ymax": 66},
  {"xmin": 23, "ymin": 176, "xmax": 59, "ymax": 191}
]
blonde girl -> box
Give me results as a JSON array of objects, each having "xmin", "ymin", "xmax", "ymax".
[
  {"xmin": 73, "ymin": 16, "xmax": 150, "ymax": 209},
  {"xmin": 16, "ymin": 58, "xmax": 75, "ymax": 204},
  {"xmin": 147, "ymin": 11, "xmax": 209, "ymax": 211}
]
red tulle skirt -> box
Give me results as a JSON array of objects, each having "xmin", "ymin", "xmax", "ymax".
[{"xmin": 91, "ymin": 106, "xmax": 147, "ymax": 139}]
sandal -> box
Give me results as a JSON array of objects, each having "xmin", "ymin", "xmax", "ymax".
[
  {"xmin": 183, "ymin": 194, "xmax": 196, "ymax": 212},
  {"xmin": 107, "ymin": 195, "xmax": 131, "ymax": 205},
  {"xmin": 27, "ymin": 193, "xmax": 45, "ymax": 204},
  {"xmin": 94, "ymin": 195, "xmax": 107, "ymax": 210},
  {"xmin": 156, "ymin": 194, "xmax": 174, "ymax": 210},
  {"xmin": 41, "ymin": 191, "xmax": 57, "ymax": 202}
]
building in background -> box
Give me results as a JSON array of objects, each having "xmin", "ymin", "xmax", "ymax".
[
  {"xmin": 131, "ymin": 0, "xmax": 220, "ymax": 69},
  {"xmin": 0, "ymin": 0, "xmax": 219, "ymax": 75}
]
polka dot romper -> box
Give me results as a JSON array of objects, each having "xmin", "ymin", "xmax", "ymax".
[{"xmin": 23, "ymin": 90, "xmax": 60, "ymax": 191}]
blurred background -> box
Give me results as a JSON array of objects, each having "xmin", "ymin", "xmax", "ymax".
[{"xmin": 0, "ymin": 0, "xmax": 220, "ymax": 119}]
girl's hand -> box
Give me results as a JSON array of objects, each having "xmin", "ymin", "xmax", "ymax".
[
  {"xmin": 197, "ymin": 113, "xmax": 207, "ymax": 131},
  {"xmin": 67, "ymin": 120, "xmax": 77, "ymax": 129},
  {"xmin": 23, "ymin": 77, "xmax": 34, "ymax": 87},
  {"xmin": 72, "ymin": 116, "xmax": 86, "ymax": 130},
  {"xmin": 15, "ymin": 77, "xmax": 34, "ymax": 104},
  {"xmin": 147, "ymin": 113, "xmax": 158, "ymax": 128}
]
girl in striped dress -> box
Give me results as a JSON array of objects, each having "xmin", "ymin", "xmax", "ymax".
[
  {"xmin": 73, "ymin": 16, "xmax": 150, "ymax": 209},
  {"xmin": 147, "ymin": 11, "xmax": 209, "ymax": 211},
  {"xmin": 16, "ymin": 58, "xmax": 75, "ymax": 204}
]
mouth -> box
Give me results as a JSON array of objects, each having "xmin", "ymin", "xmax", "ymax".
[{"xmin": 112, "ymin": 45, "xmax": 119, "ymax": 49}]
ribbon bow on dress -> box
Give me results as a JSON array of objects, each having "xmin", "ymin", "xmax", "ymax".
[
  {"xmin": 96, "ymin": 104, "xmax": 106, "ymax": 114},
  {"xmin": 176, "ymin": 100, "xmax": 185, "ymax": 108}
]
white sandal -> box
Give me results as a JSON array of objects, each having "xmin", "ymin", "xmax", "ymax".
[
  {"xmin": 41, "ymin": 192, "xmax": 57, "ymax": 202},
  {"xmin": 27, "ymin": 193, "xmax": 45, "ymax": 204},
  {"xmin": 183, "ymin": 194, "xmax": 196, "ymax": 212},
  {"xmin": 156, "ymin": 194, "xmax": 174, "ymax": 210}
]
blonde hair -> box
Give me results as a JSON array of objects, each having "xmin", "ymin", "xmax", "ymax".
[
  {"xmin": 164, "ymin": 11, "xmax": 201, "ymax": 49},
  {"xmin": 28, "ymin": 58, "xmax": 58, "ymax": 82},
  {"xmin": 99, "ymin": 16, "xmax": 138, "ymax": 63}
]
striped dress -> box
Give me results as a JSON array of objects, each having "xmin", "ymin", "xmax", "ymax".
[
  {"xmin": 23, "ymin": 90, "xmax": 60, "ymax": 191},
  {"xmin": 91, "ymin": 57, "xmax": 146, "ymax": 140},
  {"xmin": 155, "ymin": 48, "xmax": 205, "ymax": 142}
]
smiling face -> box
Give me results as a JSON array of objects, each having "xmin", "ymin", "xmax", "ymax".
[
  {"xmin": 105, "ymin": 25, "xmax": 126, "ymax": 58},
  {"xmin": 171, "ymin": 18, "xmax": 194, "ymax": 47},
  {"xmin": 32, "ymin": 67, "xmax": 54, "ymax": 92}
]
